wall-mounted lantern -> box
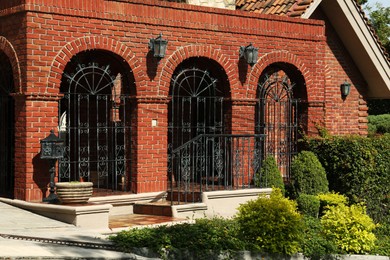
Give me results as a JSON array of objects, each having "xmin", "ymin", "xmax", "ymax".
[
  {"xmin": 239, "ymin": 43, "xmax": 258, "ymax": 67},
  {"xmin": 40, "ymin": 129, "xmax": 64, "ymax": 203},
  {"xmin": 149, "ymin": 33, "xmax": 168, "ymax": 59},
  {"xmin": 340, "ymin": 80, "xmax": 351, "ymax": 98}
]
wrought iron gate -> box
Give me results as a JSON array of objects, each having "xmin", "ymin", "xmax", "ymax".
[
  {"xmin": 168, "ymin": 67, "xmax": 226, "ymax": 184},
  {"xmin": 59, "ymin": 62, "xmax": 132, "ymax": 191},
  {"xmin": 0, "ymin": 54, "xmax": 14, "ymax": 198},
  {"xmin": 257, "ymin": 72, "xmax": 298, "ymax": 181}
]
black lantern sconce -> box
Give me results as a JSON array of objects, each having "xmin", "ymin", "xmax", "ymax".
[
  {"xmin": 239, "ymin": 43, "xmax": 259, "ymax": 67},
  {"xmin": 149, "ymin": 33, "xmax": 168, "ymax": 59},
  {"xmin": 340, "ymin": 80, "xmax": 351, "ymax": 98},
  {"xmin": 40, "ymin": 129, "xmax": 64, "ymax": 203}
]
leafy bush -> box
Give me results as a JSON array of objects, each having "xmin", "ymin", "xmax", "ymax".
[
  {"xmin": 255, "ymin": 156, "xmax": 285, "ymax": 194},
  {"xmin": 301, "ymin": 216, "xmax": 338, "ymax": 260},
  {"xmin": 297, "ymin": 194, "xmax": 320, "ymax": 218},
  {"xmin": 305, "ymin": 134, "xmax": 390, "ymax": 224},
  {"xmin": 321, "ymin": 203, "xmax": 377, "ymax": 254},
  {"xmin": 290, "ymin": 151, "xmax": 329, "ymax": 198},
  {"xmin": 368, "ymin": 114, "xmax": 390, "ymax": 135},
  {"xmin": 317, "ymin": 192, "xmax": 348, "ymax": 216},
  {"xmin": 110, "ymin": 217, "xmax": 247, "ymax": 259},
  {"xmin": 372, "ymin": 223, "xmax": 390, "ymax": 256},
  {"xmin": 235, "ymin": 189, "xmax": 303, "ymax": 255}
]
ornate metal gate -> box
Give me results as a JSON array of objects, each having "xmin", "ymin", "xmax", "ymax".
[
  {"xmin": 0, "ymin": 54, "xmax": 14, "ymax": 198},
  {"xmin": 257, "ymin": 72, "xmax": 298, "ymax": 181},
  {"xmin": 168, "ymin": 67, "xmax": 226, "ymax": 183},
  {"xmin": 59, "ymin": 62, "xmax": 132, "ymax": 191}
]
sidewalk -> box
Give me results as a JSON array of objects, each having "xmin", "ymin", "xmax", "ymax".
[{"xmin": 0, "ymin": 201, "xmax": 158, "ymax": 259}]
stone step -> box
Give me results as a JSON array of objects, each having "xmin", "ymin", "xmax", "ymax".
[{"xmin": 133, "ymin": 201, "xmax": 173, "ymax": 216}]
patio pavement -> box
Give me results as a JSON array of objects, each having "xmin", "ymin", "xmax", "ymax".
[{"xmin": 0, "ymin": 201, "xmax": 177, "ymax": 259}]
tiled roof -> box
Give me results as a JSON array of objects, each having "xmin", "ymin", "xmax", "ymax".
[{"xmin": 235, "ymin": 0, "xmax": 314, "ymax": 17}]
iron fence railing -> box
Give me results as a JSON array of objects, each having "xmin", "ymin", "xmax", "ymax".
[{"xmin": 169, "ymin": 134, "xmax": 266, "ymax": 204}]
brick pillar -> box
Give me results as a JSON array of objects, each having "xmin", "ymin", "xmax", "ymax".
[
  {"xmin": 131, "ymin": 97, "xmax": 169, "ymax": 194},
  {"xmin": 231, "ymin": 99, "xmax": 257, "ymax": 186},
  {"xmin": 13, "ymin": 93, "xmax": 62, "ymax": 202}
]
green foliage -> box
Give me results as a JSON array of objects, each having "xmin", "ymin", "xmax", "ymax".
[
  {"xmin": 372, "ymin": 223, "xmax": 390, "ymax": 256},
  {"xmin": 368, "ymin": 114, "xmax": 390, "ymax": 135},
  {"xmin": 301, "ymin": 216, "xmax": 338, "ymax": 260},
  {"xmin": 255, "ymin": 156, "xmax": 285, "ymax": 194},
  {"xmin": 321, "ymin": 203, "xmax": 377, "ymax": 254},
  {"xmin": 297, "ymin": 194, "xmax": 320, "ymax": 218},
  {"xmin": 305, "ymin": 134, "xmax": 390, "ymax": 224},
  {"xmin": 365, "ymin": 3, "xmax": 390, "ymax": 53},
  {"xmin": 290, "ymin": 151, "xmax": 329, "ymax": 198},
  {"xmin": 110, "ymin": 217, "xmax": 247, "ymax": 259},
  {"xmin": 317, "ymin": 192, "xmax": 348, "ymax": 216},
  {"xmin": 235, "ymin": 189, "xmax": 304, "ymax": 255}
]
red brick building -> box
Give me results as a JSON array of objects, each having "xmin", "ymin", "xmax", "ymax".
[{"xmin": 0, "ymin": 0, "xmax": 389, "ymax": 202}]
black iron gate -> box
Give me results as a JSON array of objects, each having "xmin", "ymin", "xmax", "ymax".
[
  {"xmin": 257, "ymin": 72, "xmax": 298, "ymax": 181},
  {"xmin": 0, "ymin": 53, "xmax": 14, "ymax": 198},
  {"xmin": 59, "ymin": 62, "xmax": 132, "ymax": 192},
  {"xmin": 168, "ymin": 67, "xmax": 227, "ymax": 184}
]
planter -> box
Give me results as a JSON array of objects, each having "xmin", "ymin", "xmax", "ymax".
[{"xmin": 55, "ymin": 182, "xmax": 93, "ymax": 204}]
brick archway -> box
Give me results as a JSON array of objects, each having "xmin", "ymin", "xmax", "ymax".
[
  {"xmin": 47, "ymin": 36, "xmax": 142, "ymax": 93},
  {"xmin": 246, "ymin": 51, "xmax": 310, "ymax": 99},
  {"xmin": 157, "ymin": 45, "xmax": 237, "ymax": 97},
  {"xmin": 0, "ymin": 36, "xmax": 22, "ymax": 93}
]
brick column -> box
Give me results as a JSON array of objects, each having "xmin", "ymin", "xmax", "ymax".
[
  {"xmin": 131, "ymin": 97, "xmax": 169, "ymax": 194},
  {"xmin": 13, "ymin": 93, "xmax": 62, "ymax": 202}
]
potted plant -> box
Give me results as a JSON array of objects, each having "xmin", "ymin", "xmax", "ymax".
[{"xmin": 55, "ymin": 181, "xmax": 93, "ymax": 204}]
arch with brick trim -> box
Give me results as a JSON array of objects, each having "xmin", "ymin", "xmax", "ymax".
[
  {"xmin": 47, "ymin": 36, "xmax": 142, "ymax": 92},
  {"xmin": 0, "ymin": 36, "xmax": 22, "ymax": 93},
  {"xmin": 245, "ymin": 51, "xmax": 310, "ymax": 99},
  {"xmin": 157, "ymin": 45, "xmax": 237, "ymax": 97}
]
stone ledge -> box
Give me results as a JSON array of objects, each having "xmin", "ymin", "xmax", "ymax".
[{"xmin": 0, "ymin": 198, "xmax": 112, "ymax": 231}]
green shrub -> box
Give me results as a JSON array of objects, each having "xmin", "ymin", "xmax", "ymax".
[
  {"xmin": 305, "ymin": 134, "xmax": 390, "ymax": 224},
  {"xmin": 109, "ymin": 217, "xmax": 247, "ymax": 259},
  {"xmin": 372, "ymin": 223, "xmax": 390, "ymax": 256},
  {"xmin": 321, "ymin": 203, "xmax": 377, "ymax": 254},
  {"xmin": 255, "ymin": 156, "xmax": 285, "ymax": 194},
  {"xmin": 368, "ymin": 114, "xmax": 390, "ymax": 135},
  {"xmin": 297, "ymin": 194, "xmax": 320, "ymax": 218},
  {"xmin": 290, "ymin": 151, "xmax": 329, "ymax": 198},
  {"xmin": 235, "ymin": 188, "xmax": 303, "ymax": 255},
  {"xmin": 317, "ymin": 192, "xmax": 348, "ymax": 216},
  {"xmin": 301, "ymin": 216, "xmax": 338, "ymax": 260}
]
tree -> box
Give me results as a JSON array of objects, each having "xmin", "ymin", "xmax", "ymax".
[
  {"xmin": 357, "ymin": 0, "xmax": 368, "ymax": 5},
  {"xmin": 364, "ymin": 3, "xmax": 390, "ymax": 53}
]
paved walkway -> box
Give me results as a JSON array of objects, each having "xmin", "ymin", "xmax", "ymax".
[{"xmin": 0, "ymin": 201, "xmax": 159, "ymax": 259}]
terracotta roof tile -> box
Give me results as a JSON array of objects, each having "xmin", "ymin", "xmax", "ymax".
[{"xmin": 236, "ymin": 0, "xmax": 313, "ymax": 17}]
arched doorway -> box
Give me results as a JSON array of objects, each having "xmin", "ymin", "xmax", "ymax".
[
  {"xmin": 256, "ymin": 63, "xmax": 307, "ymax": 181},
  {"xmin": 59, "ymin": 50, "xmax": 135, "ymax": 193},
  {"xmin": 0, "ymin": 51, "xmax": 15, "ymax": 198},
  {"xmin": 168, "ymin": 58, "xmax": 231, "ymax": 191}
]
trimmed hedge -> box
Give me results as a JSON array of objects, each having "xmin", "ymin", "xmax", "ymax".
[
  {"xmin": 305, "ymin": 134, "xmax": 390, "ymax": 224},
  {"xmin": 290, "ymin": 151, "xmax": 329, "ymax": 199},
  {"xmin": 255, "ymin": 156, "xmax": 285, "ymax": 194},
  {"xmin": 368, "ymin": 114, "xmax": 390, "ymax": 135}
]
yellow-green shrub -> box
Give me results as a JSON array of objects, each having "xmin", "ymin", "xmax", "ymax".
[
  {"xmin": 321, "ymin": 203, "xmax": 377, "ymax": 254},
  {"xmin": 235, "ymin": 189, "xmax": 303, "ymax": 255}
]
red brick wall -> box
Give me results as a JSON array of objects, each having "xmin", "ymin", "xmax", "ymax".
[
  {"xmin": 313, "ymin": 9, "xmax": 369, "ymax": 136},
  {"xmin": 0, "ymin": 0, "xmax": 351, "ymax": 201}
]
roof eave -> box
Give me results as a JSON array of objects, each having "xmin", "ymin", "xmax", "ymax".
[{"xmin": 304, "ymin": 0, "xmax": 390, "ymax": 98}]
